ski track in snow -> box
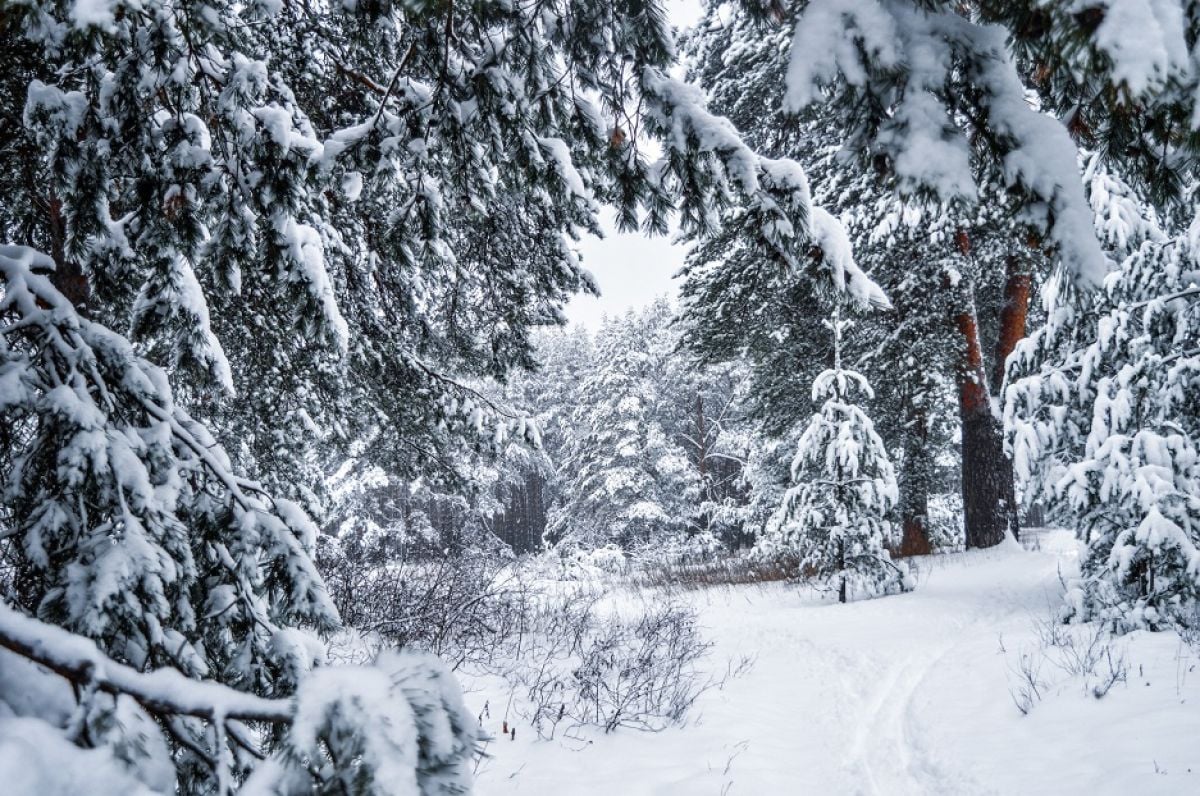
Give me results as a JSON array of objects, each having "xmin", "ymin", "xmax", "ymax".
[
  {"xmin": 470, "ymin": 532, "xmax": 1200, "ymax": 795},
  {"xmin": 829, "ymin": 559, "xmax": 1015, "ymax": 795}
]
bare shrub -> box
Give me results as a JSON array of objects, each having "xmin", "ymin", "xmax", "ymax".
[
  {"xmin": 1008, "ymin": 649, "xmax": 1045, "ymax": 715},
  {"xmin": 319, "ymin": 536, "xmax": 738, "ymax": 736},
  {"xmin": 1034, "ymin": 617, "xmax": 1130, "ymax": 696},
  {"xmin": 318, "ymin": 538, "xmax": 536, "ymax": 671},
  {"xmin": 511, "ymin": 597, "xmax": 744, "ymax": 738},
  {"xmin": 1008, "ymin": 617, "xmax": 1130, "ymax": 713},
  {"xmin": 627, "ymin": 550, "xmax": 804, "ymax": 591}
]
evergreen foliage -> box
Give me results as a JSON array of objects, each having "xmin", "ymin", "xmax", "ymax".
[
  {"xmin": 548, "ymin": 303, "xmax": 702, "ymax": 550},
  {"xmin": 0, "ymin": 245, "xmax": 477, "ymax": 793},
  {"xmin": 757, "ymin": 310, "xmax": 906, "ymax": 602},
  {"xmin": 1008, "ymin": 172, "xmax": 1200, "ymax": 631},
  {"xmin": 5, "ymin": 0, "xmax": 1200, "ymax": 788}
]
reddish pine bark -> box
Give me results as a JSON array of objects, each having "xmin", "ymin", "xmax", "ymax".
[
  {"xmin": 992, "ymin": 255, "xmax": 1032, "ymax": 391},
  {"xmin": 954, "ymin": 308, "xmax": 990, "ymax": 415},
  {"xmin": 952, "ymin": 231, "xmax": 1019, "ymax": 550},
  {"xmin": 899, "ymin": 514, "xmax": 933, "ymax": 558},
  {"xmin": 989, "ymin": 255, "xmax": 1031, "ymax": 541}
]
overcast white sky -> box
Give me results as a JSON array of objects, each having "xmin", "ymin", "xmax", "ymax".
[
  {"xmin": 562, "ymin": 0, "xmax": 705, "ymax": 329},
  {"xmin": 564, "ymin": 213, "xmax": 689, "ymax": 329}
]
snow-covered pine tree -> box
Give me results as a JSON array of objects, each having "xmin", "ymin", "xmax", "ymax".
[
  {"xmin": 778, "ymin": 2, "xmax": 1105, "ymax": 290},
  {"xmin": 0, "ymin": 246, "xmax": 476, "ymax": 793},
  {"xmin": 1007, "ymin": 169, "xmax": 1200, "ymax": 632},
  {"xmin": 759, "ymin": 306, "xmax": 906, "ymax": 602},
  {"xmin": 979, "ymin": 0, "xmax": 1200, "ymax": 206},
  {"xmin": 720, "ymin": 426, "xmax": 806, "ymax": 549},
  {"xmin": 547, "ymin": 302, "xmax": 700, "ymax": 552},
  {"xmin": 682, "ymin": 2, "xmax": 1050, "ymax": 552},
  {"xmin": 2, "ymin": 0, "xmax": 864, "ymax": 513}
]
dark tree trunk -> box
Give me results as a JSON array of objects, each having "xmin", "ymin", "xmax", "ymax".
[
  {"xmin": 897, "ymin": 402, "xmax": 934, "ymax": 557},
  {"xmin": 949, "ymin": 232, "xmax": 1021, "ymax": 550},
  {"xmin": 891, "ymin": 285, "xmax": 935, "ymax": 557},
  {"xmin": 838, "ymin": 538, "xmax": 847, "ymax": 604},
  {"xmin": 690, "ymin": 391, "xmax": 718, "ymax": 535},
  {"xmin": 528, "ymin": 470, "xmax": 546, "ymax": 551},
  {"xmin": 954, "ymin": 291, "xmax": 1018, "ymax": 549},
  {"xmin": 958, "ymin": 398, "xmax": 1016, "ymax": 549}
]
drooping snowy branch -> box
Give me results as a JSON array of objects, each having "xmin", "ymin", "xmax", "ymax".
[
  {"xmin": 1, "ymin": 241, "xmax": 479, "ymax": 792},
  {"xmin": 642, "ymin": 68, "xmax": 889, "ymax": 308},
  {"xmin": 0, "ymin": 605, "xmax": 291, "ymax": 723},
  {"xmin": 784, "ymin": 0, "xmax": 1109, "ymax": 289}
]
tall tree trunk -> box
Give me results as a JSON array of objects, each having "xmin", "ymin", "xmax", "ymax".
[
  {"xmin": 897, "ymin": 401, "xmax": 934, "ymax": 557},
  {"xmin": 990, "ymin": 254, "xmax": 1031, "ymax": 541},
  {"xmin": 992, "ymin": 255, "xmax": 1032, "ymax": 392},
  {"xmin": 528, "ymin": 470, "xmax": 545, "ymax": 551},
  {"xmin": 691, "ymin": 391, "xmax": 712, "ymax": 534},
  {"xmin": 839, "ymin": 538, "xmax": 847, "ymax": 604},
  {"xmin": 892, "ymin": 286, "xmax": 935, "ymax": 557},
  {"xmin": 952, "ymin": 232, "xmax": 1019, "ymax": 549},
  {"xmin": 955, "ymin": 301, "xmax": 1012, "ymax": 549}
]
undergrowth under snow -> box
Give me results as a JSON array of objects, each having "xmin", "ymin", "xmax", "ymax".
[{"xmin": 466, "ymin": 531, "xmax": 1200, "ymax": 794}]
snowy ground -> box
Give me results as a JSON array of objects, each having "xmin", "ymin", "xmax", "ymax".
[{"xmin": 468, "ymin": 531, "xmax": 1200, "ymax": 794}]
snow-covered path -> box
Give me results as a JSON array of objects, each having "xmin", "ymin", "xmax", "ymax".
[{"xmin": 471, "ymin": 534, "xmax": 1200, "ymax": 794}]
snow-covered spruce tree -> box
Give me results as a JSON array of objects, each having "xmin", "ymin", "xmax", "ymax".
[
  {"xmin": 758, "ymin": 307, "xmax": 906, "ymax": 603},
  {"xmin": 0, "ymin": 246, "xmax": 476, "ymax": 793},
  {"xmin": 595, "ymin": 301, "xmax": 756, "ymax": 552},
  {"xmin": 1007, "ymin": 170, "xmax": 1200, "ymax": 632}
]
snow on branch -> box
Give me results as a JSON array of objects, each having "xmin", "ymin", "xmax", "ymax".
[
  {"xmin": 0, "ymin": 604, "xmax": 292, "ymax": 723},
  {"xmin": 783, "ymin": 0, "xmax": 1109, "ymax": 289},
  {"xmin": 640, "ymin": 68, "xmax": 889, "ymax": 309},
  {"xmin": 1, "ymin": 242, "xmax": 337, "ymax": 679}
]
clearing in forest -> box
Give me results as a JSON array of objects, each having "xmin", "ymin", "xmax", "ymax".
[{"xmin": 471, "ymin": 532, "xmax": 1200, "ymax": 795}]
